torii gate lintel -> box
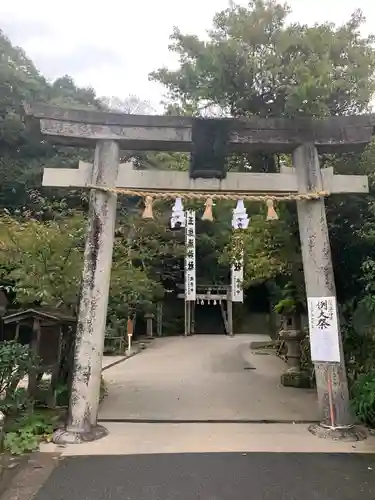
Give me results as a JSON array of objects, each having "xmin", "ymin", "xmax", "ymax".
[{"xmin": 25, "ymin": 101, "xmax": 375, "ymax": 153}]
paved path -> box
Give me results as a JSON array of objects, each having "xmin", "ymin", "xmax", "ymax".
[{"xmin": 99, "ymin": 335, "xmax": 319, "ymax": 422}]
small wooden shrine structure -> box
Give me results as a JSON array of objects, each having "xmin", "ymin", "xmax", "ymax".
[{"xmin": 2, "ymin": 308, "xmax": 75, "ymax": 407}]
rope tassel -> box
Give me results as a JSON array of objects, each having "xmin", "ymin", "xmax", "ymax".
[
  {"xmin": 202, "ymin": 197, "xmax": 214, "ymax": 221},
  {"xmin": 266, "ymin": 198, "xmax": 279, "ymax": 221},
  {"xmin": 142, "ymin": 196, "xmax": 154, "ymax": 219}
]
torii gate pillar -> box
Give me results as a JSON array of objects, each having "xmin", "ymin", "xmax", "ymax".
[
  {"xmin": 54, "ymin": 140, "xmax": 119, "ymax": 444},
  {"xmin": 294, "ymin": 144, "xmax": 363, "ymax": 440}
]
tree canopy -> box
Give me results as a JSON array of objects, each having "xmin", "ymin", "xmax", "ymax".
[{"xmin": 151, "ymin": 1, "xmax": 375, "ymax": 119}]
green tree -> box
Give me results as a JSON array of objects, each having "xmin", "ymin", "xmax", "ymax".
[
  {"xmin": 0, "ymin": 29, "xmax": 104, "ymax": 213},
  {"xmin": 0, "ymin": 214, "xmax": 85, "ymax": 311},
  {"xmin": 151, "ymin": 1, "xmax": 375, "ymax": 119}
]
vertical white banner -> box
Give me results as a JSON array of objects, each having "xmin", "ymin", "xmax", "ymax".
[
  {"xmin": 231, "ymin": 200, "xmax": 247, "ymax": 303},
  {"xmin": 231, "ymin": 253, "xmax": 244, "ymax": 302},
  {"xmin": 307, "ymin": 296, "xmax": 341, "ymax": 362},
  {"xmin": 185, "ymin": 210, "xmax": 196, "ymax": 301}
]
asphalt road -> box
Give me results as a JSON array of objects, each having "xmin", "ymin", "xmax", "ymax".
[{"xmin": 34, "ymin": 452, "xmax": 375, "ymax": 500}]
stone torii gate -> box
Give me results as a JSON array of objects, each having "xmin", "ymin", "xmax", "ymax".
[{"xmin": 24, "ymin": 103, "xmax": 371, "ymax": 443}]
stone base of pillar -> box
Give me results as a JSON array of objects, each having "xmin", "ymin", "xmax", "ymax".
[
  {"xmin": 308, "ymin": 423, "xmax": 367, "ymax": 442},
  {"xmin": 52, "ymin": 424, "xmax": 108, "ymax": 444}
]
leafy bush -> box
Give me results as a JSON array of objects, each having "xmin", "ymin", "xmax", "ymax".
[
  {"xmin": 0, "ymin": 342, "xmax": 39, "ymax": 417},
  {"xmin": 4, "ymin": 411, "xmax": 58, "ymax": 455},
  {"xmin": 350, "ymin": 372, "xmax": 375, "ymax": 428},
  {"xmin": 341, "ymin": 296, "xmax": 375, "ymax": 427},
  {"xmin": 274, "ymin": 282, "xmax": 305, "ymax": 315},
  {"xmin": 0, "ymin": 214, "xmax": 85, "ymax": 310}
]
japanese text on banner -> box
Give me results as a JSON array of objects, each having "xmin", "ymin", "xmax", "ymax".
[
  {"xmin": 307, "ymin": 296, "xmax": 341, "ymax": 363},
  {"xmin": 185, "ymin": 210, "xmax": 196, "ymax": 301},
  {"xmin": 231, "ymin": 255, "xmax": 243, "ymax": 302}
]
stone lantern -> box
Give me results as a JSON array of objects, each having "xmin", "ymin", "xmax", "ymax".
[
  {"xmin": 279, "ymin": 313, "xmax": 309, "ymax": 388},
  {"xmin": 145, "ymin": 312, "xmax": 155, "ymax": 339}
]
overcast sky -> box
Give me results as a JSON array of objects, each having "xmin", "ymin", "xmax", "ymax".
[{"xmin": 1, "ymin": 0, "xmax": 374, "ymax": 110}]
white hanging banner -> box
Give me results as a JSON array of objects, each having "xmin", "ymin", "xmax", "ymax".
[
  {"xmin": 307, "ymin": 296, "xmax": 341, "ymax": 363},
  {"xmin": 231, "ymin": 200, "xmax": 249, "ymax": 231},
  {"xmin": 185, "ymin": 210, "xmax": 196, "ymax": 301},
  {"xmin": 230, "ymin": 200, "xmax": 248, "ymax": 303},
  {"xmin": 231, "ymin": 253, "xmax": 244, "ymax": 302},
  {"xmin": 170, "ymin": 197, "xmax": 186, "ymax": 229}
]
